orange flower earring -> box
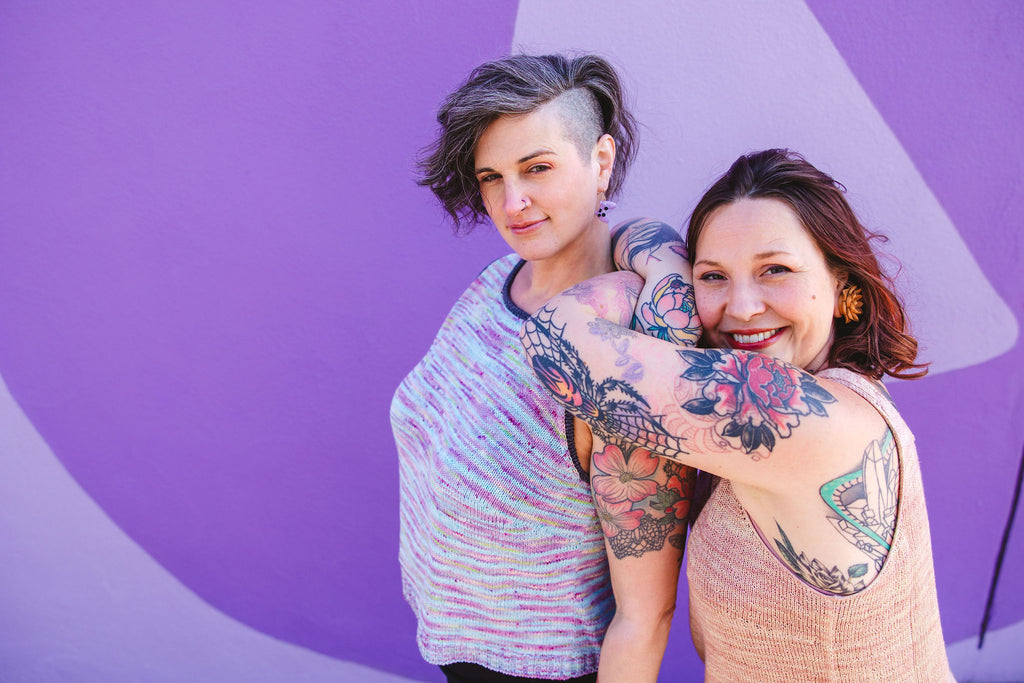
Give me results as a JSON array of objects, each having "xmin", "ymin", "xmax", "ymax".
[{"xmin": 836, "ymin": 284, "xmax": 863, "ymax": 324}]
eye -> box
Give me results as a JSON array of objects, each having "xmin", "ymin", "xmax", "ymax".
[
  {"xmin": 764, "ymin": 264, "xmax": 792, "ymax": 275},
  {"xmin": 697, "ymin": 271, "xmax": 725, "ymax": 282},
  {"xmin": 526, "ymin": 163, "xmax": 551, "ymax": 174},
  {"xmin": 477, "ymin": 173, "xmax": 500, "ymax": 184}
]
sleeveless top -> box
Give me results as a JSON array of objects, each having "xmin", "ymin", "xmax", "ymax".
[
  {"xmin": 687, "ymin": 368, "xmax": 954, "ymax": 682},
  {"xmin": 391, "ymin": 254, "xmax": 612, "ymax": 679}
]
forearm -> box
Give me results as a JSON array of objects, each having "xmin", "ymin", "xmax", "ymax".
[
  {"xmin": 611, "ymin": 218, "xmax": 700, "ymax": 345},
  {"xmin": 599, "ymin": 605, "xmax": 675, "ymax": 683}
]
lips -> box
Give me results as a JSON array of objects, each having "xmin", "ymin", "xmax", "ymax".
[
  {"xmin": 727, "ymin": 328, "xmax": 782, "ymax": 349},
  {"xmin": 507, "ymin": 218, "xmax": 546, "ymax": 234}
]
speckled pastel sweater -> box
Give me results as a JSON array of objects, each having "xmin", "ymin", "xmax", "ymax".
[
  {"xmin": 688, "ymin": 368, "xmax": 954, "ymax": 682},
  {"xmin": 391, "ymin": 254, "xmax": 612, "ymax": 679}
]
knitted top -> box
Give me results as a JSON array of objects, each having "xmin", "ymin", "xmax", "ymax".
[
  {"xmin": 688, "ymin": 368, "xmax": 954, "ymax": 682},
  {"xmin": 391, "ymin": 254, "xmax": 612, "ymax": 679}
]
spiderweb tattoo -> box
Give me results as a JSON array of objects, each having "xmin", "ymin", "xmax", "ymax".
[{"xmin": 522, "ymin": 306, "xmax": 690, "ymax": 462}]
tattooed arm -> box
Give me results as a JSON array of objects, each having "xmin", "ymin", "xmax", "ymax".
[
  {"xmin": 522, "ymin": 270, "xmax": 846, "ymax": 480},
  {"xmin": 593, "ymin": 435, "xmax": 693, "ymax": 682},
  {"xmin": 611, "ymin": 217, "xmax": 701, "ymax": 344},
  {"xmin": 521, "ymin": 271, "xmax": 899, "ymax": 595},
  {"xmin": 559, "ymin": 270, "xmax": 694, "ymax": 680}
]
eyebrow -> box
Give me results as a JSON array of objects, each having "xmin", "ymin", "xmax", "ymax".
[
  {"xmin": 695, "ymin": 250, "xmax": 792, "ymax": 267},
  {"xmin": 474, "ymin": 149, "xmax": 555, "ymax": 175}
]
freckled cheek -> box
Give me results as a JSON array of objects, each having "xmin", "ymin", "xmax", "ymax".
[
  {"xmin": 694, "ymin": 290, "xmax": 726, "ymax": 343},
  {"xmin": 694, "ymin": 288, "xmax": 719, "ymax": 325}
]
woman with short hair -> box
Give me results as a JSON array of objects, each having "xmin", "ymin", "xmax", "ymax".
[{"xmin": 392, "ymin": 53, "xmax": 698, "ymax": 683}]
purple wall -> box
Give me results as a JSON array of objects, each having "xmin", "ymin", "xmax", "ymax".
[
  {"xmin": 0, "ymin": 2, "xmax": 514, "ymax": 680},
  {"xmin": 806, "ymin": 3, "xmax": 1024, "ymax": 676},
  {"xmin": 0, "ymin": 2, "xmax": 1020, "ymax": 682}
]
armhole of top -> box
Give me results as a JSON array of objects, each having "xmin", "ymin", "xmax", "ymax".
[
  {"xmin": 816, "ymin": 368, "xmax": 907, "ymax": 587},
  {"xmin": 564, "ymin": 412, "xmax": 589, "ymax": 484}
]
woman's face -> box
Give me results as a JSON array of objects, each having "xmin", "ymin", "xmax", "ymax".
[
  {"xmin": 473, "ymin": 100, "xmax": 613, "ymax": 264},
  {"xmin": 693, "ymin": 197, "xmax": 842, "ymax": 372}
]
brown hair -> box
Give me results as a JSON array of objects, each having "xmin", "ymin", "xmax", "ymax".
[
  {"xmin": 686, "ymin": 149, "xmax": 927, "ymax": 380},
  {"xmin": 417, "ymin": 53, "xmax": 638, "ymax": 233}
]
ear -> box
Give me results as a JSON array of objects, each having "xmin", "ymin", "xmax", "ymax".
[
  {"xmin": 594, "ymin": 133, "xmax": 616, "ymax": 193},
  {"xmin": 832, "ymin": 272, "xmax": 848, "ymax": 318}
]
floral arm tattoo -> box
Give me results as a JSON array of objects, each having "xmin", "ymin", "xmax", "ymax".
[
  {"xmin": 562, "ymin": 272, "xmax": 696, "ymax": 558},
  {"xmin": 591, "ymin": 438, "xmax": 694, "ymax": 559},
  {"xmin": 773, "ymin": 427, "xmax": 899, "ymax": 594},
  {"xmin": 523, "ymin": 305, "xmax": 837, "ymax": 463},
  {"xmin": 678, "ymin": 349, "xmax": 836, "ymax": 457},
  {"xmin": 611, "ymin": 218, "xmax": 701, "ymax": 346},
  {"xmin": 638, "ymin": 274, "xmax": 700, "ymax": 345}
]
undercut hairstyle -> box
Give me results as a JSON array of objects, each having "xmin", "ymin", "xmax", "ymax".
[
  {"xmin": 417, "ymin": 53, "xmax": 638, "ymax": 233},
  {"xmin": 686, "ymin": 148, "xmax": 928, "ymax": 381}
]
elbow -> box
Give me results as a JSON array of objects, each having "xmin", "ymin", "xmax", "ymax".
[{"xmin": 616, "ymin": 598, "xmax": 677, "ymax": 643}]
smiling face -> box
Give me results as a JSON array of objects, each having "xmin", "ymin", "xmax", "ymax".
[
  {"xmin": 473, "ymin": 98, "xmax": 613, "ymax": 266},
  {"xmin": 693, "ymin": 197, "xmax": 843, "ymax": 372}
]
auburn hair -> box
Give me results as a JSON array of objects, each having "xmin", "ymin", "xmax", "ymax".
[{"xmin": 686, "ymin": 149, "xmax": 927, "ymax": 380}]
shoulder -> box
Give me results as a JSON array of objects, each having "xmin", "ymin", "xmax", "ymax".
[
  {"xmin": 559, "ymin": 271, "xmax": 643, "ymax": 325},
  {"xmin": 611, "ymin": 216, "xmax": 677, "ymax": 233},
  {"xmin": 611, "ymin": 216, "xmax": 682, "ymax": 250},
  {"xmin": 454, "ymin": 253, "xmax": 520, "ymax": 304},
  {"xmin": 466, "ymin": 252, "xmax": 517, "ymax": 284}
]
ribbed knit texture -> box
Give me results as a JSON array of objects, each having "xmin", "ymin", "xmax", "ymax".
[
  {"xmin": 391, "ymin": 254, "xmax": 612, "ymax": 679},
  {"xmin": 688, "ymin": 368, "xmax": 954, "ymax": 682}
]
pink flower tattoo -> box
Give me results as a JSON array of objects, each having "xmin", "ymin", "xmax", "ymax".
[
  {"xmin": 679, "ymin": 349, "xmax": 835, "ymax": 453},
  {"xmin": 594, "ymin": 496, "xmax": 644, "ymax": 537},
  {"xmin": 640, "ymin": 274, "xmax": 700, "ymax": 346},
  {"xmin": 592, "ymin": 444, "xmax": 659, "ymax": 503}
]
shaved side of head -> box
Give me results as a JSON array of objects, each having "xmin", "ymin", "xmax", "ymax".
[{"xmin": 553, "ymin": 88, "xmax": 604, "ymax": 161}]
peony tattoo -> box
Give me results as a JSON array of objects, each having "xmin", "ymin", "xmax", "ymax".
[
  {"xmin": 639, "ymin": 274, "xmax": 701, "ymax": 347},
  {"xmin": 678, "ymin": 349, "xmax": 836, "ymax": 455}
]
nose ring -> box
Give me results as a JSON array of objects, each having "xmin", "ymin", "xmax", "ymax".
[{"xmin": 521, "ymin": 197, "xmax": 530, "ymax": 209}]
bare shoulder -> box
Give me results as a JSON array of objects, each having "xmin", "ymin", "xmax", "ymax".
[{"xmin": 559, "ymin": 271, "xmax": 642, "ymax": 325}]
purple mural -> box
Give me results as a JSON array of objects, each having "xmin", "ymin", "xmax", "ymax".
[
  {"xmin": 0, "ymin": 1, "xmax": 1020, "ymax": 682},
  {"xmin": 0, "ymin": 1, "xmax": 514, "ymax": 680}
]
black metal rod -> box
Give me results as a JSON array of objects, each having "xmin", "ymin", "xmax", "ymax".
[{"xmin": 978, "ymin": 438, "xmax": 1024, "ymax": 649}]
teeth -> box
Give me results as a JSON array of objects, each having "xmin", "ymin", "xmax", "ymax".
[{"xmin": 732, "ymin": 330, "xmax": 777, "ymax": 344}]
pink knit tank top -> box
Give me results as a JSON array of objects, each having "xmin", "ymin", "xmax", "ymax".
[{"xmin": 687, "ymin": 368, "xmax": 954, "ymax": 682}]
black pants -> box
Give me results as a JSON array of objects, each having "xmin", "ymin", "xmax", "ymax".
[{"xmin": 440, "ymin": 662, "xmax": 597, "ymax": 683}]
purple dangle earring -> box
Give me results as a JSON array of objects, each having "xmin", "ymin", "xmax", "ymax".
[{"xmin": 595, "ymin": 199, "xmax": 617, "ymax": 223}]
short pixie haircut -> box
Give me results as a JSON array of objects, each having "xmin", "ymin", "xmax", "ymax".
[
  {"xmin": 418, "ymin": 53, "xmax": 638, "ymax": 232},
  {"xmin": 686, "ymin": 149, "xmax": 928, "ymax": 381}
]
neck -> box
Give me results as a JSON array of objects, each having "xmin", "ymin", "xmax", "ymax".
[{"xmin": 511, "ymin": 221, "xmax": 613, "ymax": 315}]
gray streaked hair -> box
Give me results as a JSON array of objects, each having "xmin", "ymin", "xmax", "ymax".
[{"xmin": 417, "ymin": 53, "xmax": 638, "ymax": 233}]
